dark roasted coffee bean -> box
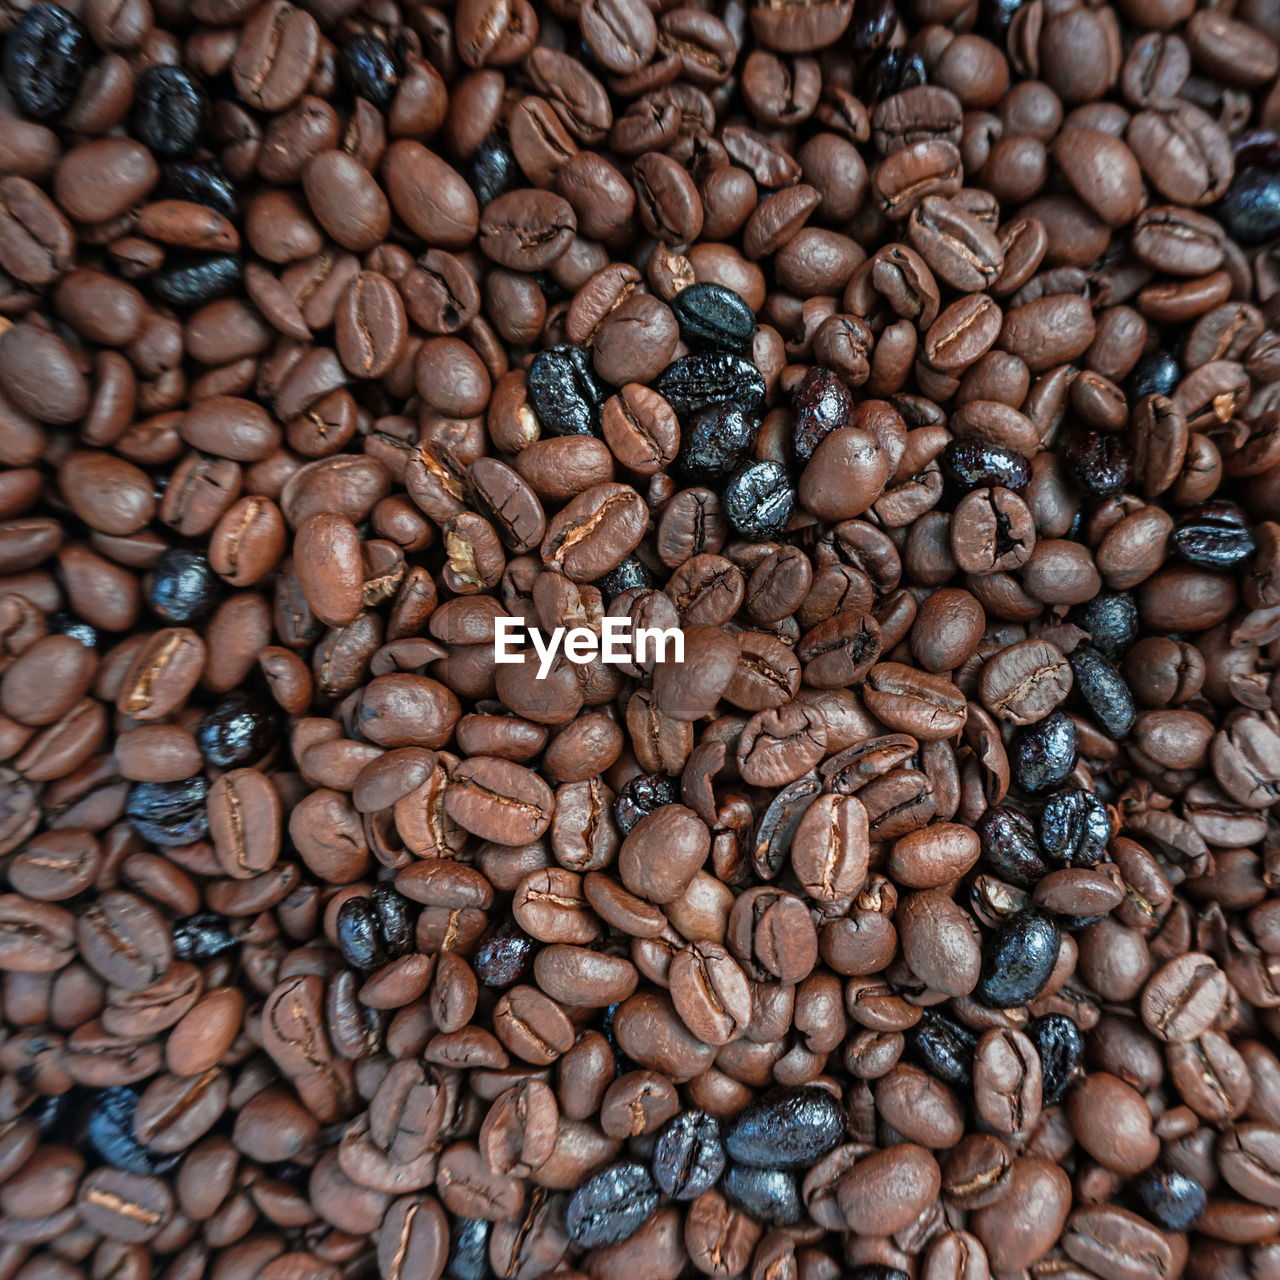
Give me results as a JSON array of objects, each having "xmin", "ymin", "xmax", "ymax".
[
  {"xmin": 148, "ymin": 549, "xmax": 220, "ymax": 623},
  {"xmin": 4, "ymin": 4, "xmax": 89, "ymax": 119},
  {"xmin": 1038, "ymin": 788, "xmax": 1110, "ymax": 867},
  {"xmin": 654, "ymin": 353, "xmax": 767, "ymax": 419},
  {"xmin": 724, "ymin": 1087, "xmax": 845, "ymax": 1169},
  {"xmin": 150, "ymin": 253, "xmax": 243, "ymax": 306},
  {"xmin": 723, "ymin": 1165, "xmax": 802, "ymax": 1225},
  {"xmin": 723, "ymin": 461, "xmax": 795, "ymax": 539},
  {"xmin": 172, "ymin": 912, "xmax": 238, "ymax": 960},
  {"xmin": 131, "ymin": 66, "xmax": 207, "ymax": 159},
  {"xmin": 337, "ymin": 896, "xmax": 386, "ymax": 969},
  {"xmin": 1074, "ymin": 590, "xmax": 1139, "ymax": 658},
  {"xmin": 615, "ymin": 772, "xmax": 680, "ymax": 835},
  {"xmin": 1065, "ymin": 429, "xmax": 1133, "ymax": 496},
  {"xmin": 977, "ymin": 908, "xmax": 1061, "ymax": 1008},
  {"xmin": 1069, "ymin": 645, "xmax": 1136, "ymax": 740},
  {"xmin": 678, "ymin": 403, "xmax": 758, "ymax": 478},
  {"xmin": 791, "ymin": 367, "xmax": 853, "ymax": 463},
  {"xmin": 978, "ymin": 806, "xmax": 1050, "ymax": 888},
  {"xmin": 1218, "ymin": 166, "xmax": 1280, "ymax": 246},
  {"xmin": 446, "ymin": 1218, "xmax": 491, "ymax": 1280},
  {"xmin": 468, "ymin": 137, "xmax": 521, "ymax": 207},
  {"xmin": 88, "ymin": 1087, "xmax": 181, "ymax": 1176},
  {"xmin": 909, "ymin": 1012, "xmax": 978, "ymax": 1086},
  {"xmin": 474, "ymin": 916, "xmax": 537, "ymax": 988},
  {"xmin": 565, "ymin": 1161, "xmax": 659, "ymax": 1247},
  {"xmin": 1028, "ymin": 1014, "xmax": 1083, "ymax": 1105},
  {"xmin": 161, "ymin": 163, "xmax": 238, "ymax": 218},
  {"xmin": 528, "ymin": 344, "xmax": 608, "ymax": 436},
  {"xmin": 1132, "ymin": 1167, "xmax": 1206, "ymax": 1232},
  {"xmin": 672, "ymin": 283, "xmax": 756, "ymax": 352},
  {"xmin": 652, "ymin": 1110, "xmax": 725, "ymax": 1200},
  {"xmin": 1172, "ymin": 500, "xmax": 1256, "ymax": 567},
  {"xmin": 1125, "ymin": 350, "xmax": 1180, "ymax": 402},
  {"xmin": 197, "ymin": 692, "xmax": 278, "ymax": 767},
  {"xmin": 943, "ymin": 438, "xmax": 1031, "ymax": 491},
  {"xmin": 596, "ymin": 556, "xmax": 654, "ymax": 599},
  {"xmin": 1012, "ymin": 711, "xmax": 1079, "ymax": 795},
  {"xmin": 126, "ymin": 777, "xmax": 211, "ymax": 846},
  {"xmin": 340, "ymin": 33, "xmax": 400, "ymax": 108}
]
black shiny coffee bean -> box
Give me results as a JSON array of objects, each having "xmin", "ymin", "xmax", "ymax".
[
  {"xmin": 340, "ymin": 33, "xmax": 400, "ymax": 108},
  {"xmin": 978, "ymin": 0, "xmax": 1023, "ymax": 37},
  {"xmin": 671, "ymin": 282, "xmax": 756, "ymax": 353},
  {"xmin": 723, "ymin": 460, "xmax": 795, "ymax": 540},
  {"xmin": 678, "ymin": 403, "xmax": 758, "ymax": 478},
  {"xmin": 1074, "ymin": 590, "xmax": 1139, "ymax": 658},
  {"xmin": 337, "ymin": 897, "xmax": 386, "ymax": 970},
  {"xmin": 652, "ymin": 1111, "xmax": 725, "ymax": 1200},
  {"xmin": 1172, "ymin": 501, "xmax": 1257, "ymax": 568},
  {"xmin": 724, "ymin": 1087, "xmax": 845, "ymax": 1169},
  {"xmin": 468, "ymin": 136, "xmax": 521, "ymax": 207},
  {"xmin": 148, "ymin": 549, "xmax": 220, "ymax": 623},
  {"xmin": 173, "ymin": 912, "xmax": 239, "ymax": 961},
  {"xmin": 161, "ymin": 163, "xmax": 239, "ymax": 218},
  {"xmin": 976, "ymin": 908, "xmax": 1061, "ymax": 1008},
  {"xmin": 131, "ymin": 65, "xmax": 207, "ymax": 159},
  {"xmin": 565, "ymin": 1161, "xmax": 659, "ymax": 1247},
  {"xmin": 1133, "ymin": 1167, "xmax": 1207, "ymax": 1232},
  {"xmin": 446, "ymin": 1218, "xmax": 491, "ymax": 1280},
  {"xmin": 474, "ymin": 915, "xmax": 537, "ymax": 988},
  {"xmin": 851, "ymin": 0, "xmax": 897, "ymax": 57},
  {"xmin": 1125, "ymin": 351, "xmax": 1180, "ymax": 402},
  {"xmin": 848, "ymin": 1268, "xmax": 910, "ymax": 1280},
  {"xmin": 371, "ymin": 884, "xmax": 415, "ymax": 957},
  {"xmin": 943, "ymin": 438, "xmax": 1031, "ymax": 491},
  {"xmin": 48, "ymin": 611, "xmax": 99, "ymax": 649},
  {"xmin": 3, "ymin": 4, "xmax": 89, "ymax": 119},
  {"xmin": 1218, "ymin": 166, "xmax": 1280, "ymax": 246},
  {"xmin": 864, "ymin": 47, "xmax": 927, "ymax": 102},
  {"xmin": 792, "ymin": 367, "xmax": 853, "ymax": 463},
  {"xmin": 595, "ymin": 556, "xmax": 654, "ymax": 600},
  {"xmin": 723, "ymin": 1165, "xmax": 802, "ymax": 1226},
  {"xmin": 908, "ymin": 1011, "xmax": 978, "ymax": 1085},
  {"xmin": 1028, "ymin": 1013, "xmax": 1083, "ymax": 1105},
  {"xmin": 1012, "ymin": 711, "xmax": 1079, "ymax": 795},
  {"xmin": 1065, "ymin": 429, "xmax": 1132, "ymax": 496},
  {"xmin": 1069, "ymin": 645, "xmax": 1136, "ymax": 740},
  {"xmin": 1038, "ymin": 787, "xmax": 1110, "ymax": 868},
  {"xmin": 654, "ymin": 353, "xmax": 767, "ymax": 419},
  {"xmin": 615, "ymin": 773, "xmax": 680, "ymax": 835},
  {"xmin": 150, "ymin": 254, "xmax": 243, "ymax": 306},
  {"xmin": 197, "ymin": 691, "xmax": 279, "ymax": 768},
  {"xmin": 978, "ymin": 805, "xmax": 1050, "ymax": 888},
  {"xmin": 126, "ymin": 777, "xmax": 211, "ymax": 846},
  {"xmin": 88, "ymin": 1087, "xmax": 181, "ymax": 1176},
  {"xmin": 528, "ymin": 344, "xmax": 608, "ymax": 436}
]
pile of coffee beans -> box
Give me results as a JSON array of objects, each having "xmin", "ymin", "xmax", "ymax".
[{"xmin": 3, "ymin": 0, "xmax": 1280, "ymax": 1272}]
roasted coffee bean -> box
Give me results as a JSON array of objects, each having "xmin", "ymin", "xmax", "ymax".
[
  {"xmin": 653, "ymin": 1110, "xmax": 726, "ymax": 1200},
  {"xmin": 724, "ymin": 1088, "xmax": 845, "ymax": 1169},
  {"xmin": 723, "ymin": 461, "xmax": 795, "ymax": 539},
  {"xmin": 131, "ymin": 66, "xmax": 207, "ymax": 159},
  {"xmin": 4, "ymin": 5, "xmax": 89, "ymax": 119},
  {"xmin": 565, "ymin": 1161, "xmax": 659, "ymax": 1247},
  {"xmin": 1038, "ymin": 788, "xmax": 1110, "ymax": 867},
  {"xmin": 527, "ymin": 345, "xmax": 608, "ymax": 437},
  {"xmin": 655, "ymin": 353, "xmax": 767, "ymax": 419},
  {"xmin": 1012, "ymin": 711, "xmax": 1079, "ymax": 795},
  {"xmin": 976, "ymin": 909, "xmax": 1061, "ymax": 1008}
]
